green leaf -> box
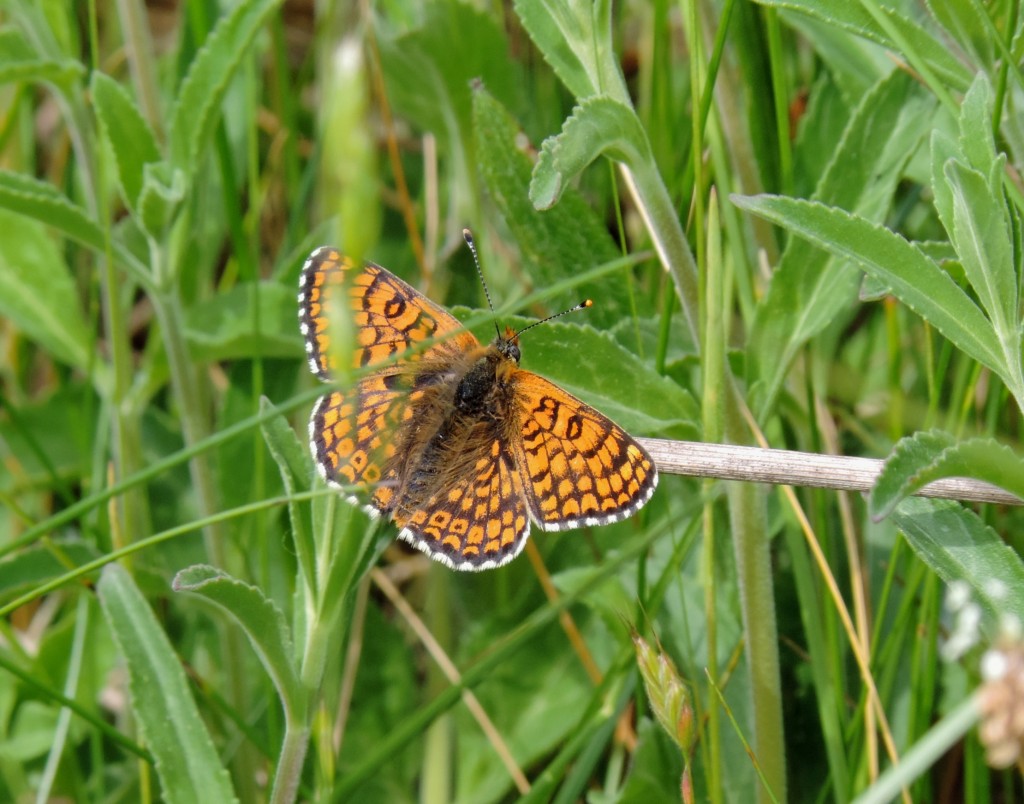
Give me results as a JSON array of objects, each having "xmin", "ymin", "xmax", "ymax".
[
  {"xmin": 90, "ymin": 71, "xmax": 160, "ymax": 211},
  {"xmin": 258, "ymin": 397, "xmax": 315, "ymax": 594},
  {"xmin": 137, "ymin": 161, "xmax": 186, "ymax": 236},
  {"xmin": 928, "ymin": 0, "xmax": 994, "ymax": 69},
  {"xmin": 96, "ymin": 565, "xmax": 238, "ymax": 804},
  {"xmin": 173, "ymin": 565, "xmax": 304, "ymax": 719},
  {"xmin": 945, "ymin": 159, "xmax": 1016, "ymax": 334},
  {"xmin": 780, "ymin": 14, "xmax": 892, "ymax": 102},
  {"xmin": 378, "ymin": 2, "xmax": 521, "ymax": 154},
  {"xmin": 513, "ymin": 0, "xmax": 628, "ymax": 103},
  {"xmin": 0, "ymin": 207, "xmax": 92, "ymax": 369},
  {"xmin": 0, "ymin": 169, "xmax": 104, "ymax": 251},
  {"xmin": 957, "ymin": 71, "xmax": 998, "ymax": 181},
  {"xmin": 733, "ymin": 195, "xmax": 1004, "ymax": 376},
  {"xmin": 0, "ymin": 170, "xmax": 151, "ymax": 287},
  {"xmin": 530, "ymin": 96, "xmax": 650, "ymax": 209},
  {"xmin": 168, "ymin": 0, "xmax": 284, "ymax": 173},
  {"xmin": 0, "ymin": 701, "xmax": 63, "ymax": 761},
  {"xmin": 0, "ymin": 542, "xmax": 100, "ymax": 601},
  {"xmin": 748, "ymin": 70, "xmax": 935, "ymax": 416},
  {"xmin": 751, "ymin": 0, "xmax": 971, "ymax": 89},
  {"xmin": 0, "ymin": 383, "xmax": 92, "ymax": 493},
  {"xmin": 889, "ymin": 497, "xmax": 1024, "ymax": 627},
  {"xmin": 871, "ymin": 431, "xmax": 1024, "ymax": 519},
  {"xmin": 0, "ymin": 28, "xmax": 83, "ymax": 86},
  {"xmin": 184, "ymin": 282, "xmax": 303, "ymax": 363},
  {"xmin": 471, "ymin": 86, "xmax": 638, "ymax": 328}
]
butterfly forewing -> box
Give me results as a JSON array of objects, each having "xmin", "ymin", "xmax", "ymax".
[{"xmin": 298, "ymin": 247, "xmax": 478, "ymax": 379}]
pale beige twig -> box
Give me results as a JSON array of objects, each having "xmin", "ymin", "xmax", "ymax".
[{"xmin": 638, "ymin": 438, "xmax": 1021, "ymax": 506}]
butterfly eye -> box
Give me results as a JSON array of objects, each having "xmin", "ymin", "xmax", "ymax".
[{"xmin": 502, "ymin": 339, "xmax": 521, "ymax": 363}]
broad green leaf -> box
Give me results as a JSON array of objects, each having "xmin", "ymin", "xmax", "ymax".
[
  {"xmin": 168, "ymin": 0, "xmax": 283, "ymax": 173},
  {"xmin": 780, "ymin": 14, "xmax": 892, "ymax": 102},
  {"xmin": 0, "ymin": 383, "xmax": 92, "ymax": 493},
  {"xmin": 173, "ymin": 565, "xmax": 304, "ymax": 719},
  {"xmin": 928, "ymin": 0, "xmax": 994, "ymax": 69},
  {"xmin": 96, "ymin": 565, "xmax": 238, "ymax": 804},
  {"xmin": 90, "ymin": 71, "xmax": 160, "ymax": 211},
  {"xmin": 957, "ymin": 71, "xmax": 998, "ymax": 181},
  {"xmin": 0, "ymin": 701, "xmax": 63, "ymax": 761},
  {"xmin": 378, "ymin": 2, "xmax": 521, "ymax": 154},
  {"xmin": 0, "ymin": 208, "xmax": 91, "ymax": 369},
  {"xmin": 471, "ymin": 86, "xmax": 638, "ymax": 327},
  {"xmin": 0, "ymin": 28, "xmax": 83, "ymax": 86},
  {"xmin": 752, "ymin": 0, "xmax": 971, "ymax": 89},
  {"xmin": 0, "ymin": 169, "xmax": 104, "ymax": 251},
  {"xmin": 530, "ymin": 96, "xmax": 650, "ymax": 210},
  {"xmin": 871, "ymin": 431, "xmax": 1024, "ymax": 519},
  {"xmin": 376, "ymin": 2, "xmax": 523, "ymax": 233},
  {"xmin": 0, "ymin": 170, "xmax": 151, "ymax": 287},
  {"xmin": 749, "ymin": 71, "xmax": 935, "ymax": 416},
  {"xmin": 0, "ymin": 28, "xmax": 33, "ymax": 58},
  {"xmin": 945, "ymin": 159, "xmax": 1016, "ymax": 334},
  {"xmin": 455, "ymin": 629, "xmax": 600, "ymax": 802},
  {"xmin": 259, "ymin": 397, "xmax": 315, "ymax": 594},
  {"xmin": 791, "ymin": 73, "xmax": 852, "ymax": 199},
  {"xmin": 513, "ymin": 0, "xmax": 627, "ymax": 103},
  {"xmin": 617, "ymin": 719, "xmax": 687, "ymax": 802},
  {"xmin": 890, "ymin": 497, "xmax": 1024, "ymax": 627},
  {"xmin": 733, "ymin": 195, "xmax": 1004, "ymax": 376},
  {"xmin": 184, "ymin": 282, "xmax": 303, "ymax": 362},
  {"xmin": 0, "ymin": 542, "xmax": 99, "ymax": 600}
]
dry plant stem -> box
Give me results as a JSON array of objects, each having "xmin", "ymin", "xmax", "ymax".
[
  {"xmin": 370, "ymin": 568, "xmax": 531, "ymax": 795},
  {"xmin": 639, "ymin": 438, "xmax": 1022, "ymax": 506},
  {"xmin": 524, "ymin": 540, "xmax": 603, "ymax": 685},
  {"xmin": 524, "ymin": 543, "xmax": 638, "ymax": 752},
  {"xmin": 816, "ymin": 396, "xmax": 878, "ymax": 779},
  {"xmin": 333, "ymin": 574, "xmax": 371, "ymax": 755},
  {"xmin": 781, "ymin": 479, "xmax": 909, "ymax": 803}
]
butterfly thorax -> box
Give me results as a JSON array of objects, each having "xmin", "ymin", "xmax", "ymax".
[
  {"xmin": 385, "ymin": 329, "xmax": 522, "ymax": 520},
  {"xmin": 453, "ymin": 328, "xmax": 521, "ymax": 416}
]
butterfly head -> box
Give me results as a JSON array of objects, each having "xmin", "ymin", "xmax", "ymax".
[{"xmin": 493, "ymin": 326, "xmax": 522, "ymax": 364}]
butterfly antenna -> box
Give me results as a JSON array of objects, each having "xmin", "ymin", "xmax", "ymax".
[
  {"xmin": 462, "ymin": 228, "xmax": 501, "ymax": 339},
  {"xmin": 514, "ymin": 298, "xmax": 593, "ymax": 339}
]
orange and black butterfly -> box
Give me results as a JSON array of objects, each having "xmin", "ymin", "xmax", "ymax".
[{"xmin": 298, "ymin": 232, "xmax": 657, "ymax": 570}]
